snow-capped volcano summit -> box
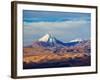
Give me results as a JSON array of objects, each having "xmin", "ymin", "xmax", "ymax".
[
  {"xmin": 38, "ymin": 34, "xmax": 51, "ymax": 42},
  {"xmin": 38, "ymin": 34, "xmax": 61, "ymax": 44},
  {"xmin": 38, "ymin": 34, "xmax": 49, "ymax": 42}
]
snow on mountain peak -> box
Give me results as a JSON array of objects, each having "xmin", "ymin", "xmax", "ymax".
[
  {"xmin": 38, "ymin": 34, "xmax": 50, "ymax": 42},
  {"xmin": 69, "ymin": 38, "xmax": 82, "ymax": 42}
]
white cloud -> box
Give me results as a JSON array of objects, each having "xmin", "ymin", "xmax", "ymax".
[{"xmin": 24, "ymin": 20, "xmax": 90, "ymax": 29}]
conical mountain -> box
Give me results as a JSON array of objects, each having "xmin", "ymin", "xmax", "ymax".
[
  {"xmin": 38, "ymin": 34, "xmax": 50, "ymax": 42},
  {"xmin": 32, "ymin": 34, "xmax": 64, "ymax": 48}
]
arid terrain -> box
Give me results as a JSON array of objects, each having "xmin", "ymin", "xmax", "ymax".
[{"xmin": 23, "ymin": 44, "xmax": 91, "ymax": 69}]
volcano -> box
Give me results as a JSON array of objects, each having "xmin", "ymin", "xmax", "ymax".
[{"xmin": 32, "ymin": 34, "xmax": 65, "ymax": 48}]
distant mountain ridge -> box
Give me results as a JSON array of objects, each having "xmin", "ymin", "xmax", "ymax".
[{"xmin": 69, "ymin": 38, "xmax": 82, "ymax": 42}]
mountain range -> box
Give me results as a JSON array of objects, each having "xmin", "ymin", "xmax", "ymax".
[
  {"xmin": 24, "ymin": 34, "xmax": 90, "ymax": 55},
  {"xmin": 31, "ymin": 34, "xmax": 90, "ymax": 48},
  {"xmin": 23, "ymin": 34, "xmax": 91, "ymax": 69}
]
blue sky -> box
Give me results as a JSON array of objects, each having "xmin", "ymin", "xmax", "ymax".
[{"xmin": 23, "ymin": 10, "xmax": 91, "ymax": 46}]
